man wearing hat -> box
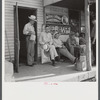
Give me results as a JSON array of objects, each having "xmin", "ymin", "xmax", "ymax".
[{"xmin": 23, "ymin": 15, "xmax": 37, "ymax": 66}]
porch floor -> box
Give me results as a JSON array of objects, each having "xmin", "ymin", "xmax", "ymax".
[{"xmin": 14, "ymin": 61, "xmax": 96, "ymax": 82}]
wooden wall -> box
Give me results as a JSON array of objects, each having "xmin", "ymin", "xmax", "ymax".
[{"xmin": 5, "ymin": 0, "xmax": 43, "ymax": 61}]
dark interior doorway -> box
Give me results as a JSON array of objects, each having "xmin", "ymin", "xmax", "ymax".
[
  {"xmin": 69, "ymin": 10, "xmax": 80, "ymax": 33},
  {"xmin": 18, "ymin": 7, "xmax": 37, "ymax": 65}
]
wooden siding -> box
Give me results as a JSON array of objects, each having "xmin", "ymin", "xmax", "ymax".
[
  {"xmin": 5, "ymin": 0, "xmax": 44, "ymax": 60},
  {"xmin": 43, "ymin": 0, "xmax": 62, "ymax": 6}
]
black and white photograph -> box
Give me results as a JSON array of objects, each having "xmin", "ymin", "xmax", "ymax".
[
  {"xmin": 4, "ymin": 0, "xmax": 97, "ymax": 82},
  {"xmin": 2, "ymin": 0, "xmax": 99, "ymax": 100}
]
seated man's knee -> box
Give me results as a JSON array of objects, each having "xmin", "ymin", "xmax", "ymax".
[{"xmin": 51, "ymin": 45, "xmax": 55, "ymax": 49}]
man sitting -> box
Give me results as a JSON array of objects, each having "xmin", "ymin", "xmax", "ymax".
[
  {"xmin": 65, "ymin": 31, "xmax": 80, "ymax": 59},
  {"xmin": 53, "ymin": 32, "xmax": 78, "ymax": 64}
]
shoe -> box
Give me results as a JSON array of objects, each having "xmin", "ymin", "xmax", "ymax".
[
  {"xmin": 51, "ymin": 60, "xmax": 55, "ymax": 66},
  {"xmin": 33, "ymin": 62, "xmax": 36, "ymax": 65},
  {"xmin": 55, "ymin": 56, "xmax": 60, "ymax": 62},
  {"xmin": 27, "ymin": 64, "xmax": 34, "ymax": 67}
]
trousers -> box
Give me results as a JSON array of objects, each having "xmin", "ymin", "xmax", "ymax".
[
  {"xmin": 59, "ymin": 48, "xmax": 75, "ymax": 63},
  {"xmin": 49, "ymin": 45, "xmax": 58, "ymax": 60},
  {"xmin": 26, "ymin": 36, "xmax": 35, "ymax": 65}
]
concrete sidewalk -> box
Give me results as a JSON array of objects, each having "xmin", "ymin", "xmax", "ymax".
[{"xmin": 14, "ymin": 62, "xmax": 96, "ymax": 82}]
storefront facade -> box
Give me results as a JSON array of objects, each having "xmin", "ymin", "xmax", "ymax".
[{"xmin": 5, "ymin": 0, "xmax": 96, "ymax": 72}]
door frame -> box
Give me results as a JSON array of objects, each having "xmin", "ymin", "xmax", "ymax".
[{"xmin": 14, "ymin": 5, "xmax": 38, "ymax": 72}]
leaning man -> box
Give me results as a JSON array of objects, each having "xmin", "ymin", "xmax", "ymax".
[{"xmin": 23, "ymin": 15, "xmax": 37, "ymax": 66}]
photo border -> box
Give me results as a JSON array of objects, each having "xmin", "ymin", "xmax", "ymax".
[
  {"xmin": 0, "ymin": 0, "xmax": 2, "ymax": 100},
  {"xmin": 1, "ymin": 0, "xmax": 99, "ymax": 100}
]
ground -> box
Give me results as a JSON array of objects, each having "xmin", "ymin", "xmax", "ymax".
[{"xmin": 13, "ymin": 61, "xmax": 96, "ymax": 82}]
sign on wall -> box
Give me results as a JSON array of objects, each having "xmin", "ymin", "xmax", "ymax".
[
  {"xmin": 46, "ymin": 13, "xmax": 69, "ymax": 25},
  {"xmin": 47, "ymin": 25, "xmax": 70, "ymax": 35},
  {"xmin": 45, "ymin": 6, "xmax": 70, "ymax": 35}
]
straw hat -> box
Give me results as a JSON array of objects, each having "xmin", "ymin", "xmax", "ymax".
[
  {"xmin": 43, "ymin": 44, "xmax": 49, "ymax": 52},
  {"xmin": 28, "ymin": 15, "xmax": 37, "ymax": 21}
]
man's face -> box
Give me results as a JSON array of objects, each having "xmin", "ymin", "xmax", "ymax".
[
  {"xmin": 45, "ymin": 27, "xmax": 49, "ymax": 33},
  {"xmin": 76, "ymin": 32, "xmax": 79, "ymax": 37},
  {"xmin": 30, "ymin": 20, "xmax": 35, "ymax": 25},
  {"xmin": 70, "ymin": 34, "xmax": 75, "ymax": 39},
  {"xmin": 55, "ymin": 33, "xmax": 59, "ymax": 39}
]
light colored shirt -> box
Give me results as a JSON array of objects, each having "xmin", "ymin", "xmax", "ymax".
[
  {"xmin": 53, "ymin": 38, "xmax": 63, "ymax": 48},
  {"xmin": 23, "ymin": 22, "xmax": 35, "ymax": 35},
  {"xmin": 75, "ymin": 37, "xmax": 79, "ymax": 45},
  {"xmin": 23, "ymin": 22, "xmax": 36, "ymax": 41},
  {"xmin": 39, "ymin": 32, "xmax": 53, "ymax": 45}
]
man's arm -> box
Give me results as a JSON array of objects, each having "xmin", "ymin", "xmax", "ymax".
[
  {"xmin": 23, "ymin": 24, "xmax": 29, "ymax": 35},
  {"xmin": 39, "ymin": 33, "xmax": 45, "ymax": 45},
  {"xmin": 23, "ymin": 24, "xmax": 35, "ymax": 35}
]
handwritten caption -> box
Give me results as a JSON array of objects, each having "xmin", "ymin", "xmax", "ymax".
[{"xmin": 44, "ymin": 82, "xmax": 58, "ymax": 85}]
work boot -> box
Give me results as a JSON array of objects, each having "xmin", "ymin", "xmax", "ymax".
[{"xmin": 51, "ymin": 60, "xmax": 55, "ymax": 66}]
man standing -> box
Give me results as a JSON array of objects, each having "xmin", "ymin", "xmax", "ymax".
[
  {"xmin": 91, "ymin": 18, "xmax": 96, "ymax": 66},
  {"xmin": 23, "ymin": 15, "xmax": 37, "ymax": 66}
]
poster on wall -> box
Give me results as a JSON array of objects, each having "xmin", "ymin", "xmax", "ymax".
[
  {"xmin": 46, "ymin": 13, "xmax": 69, "ymax": 25},
  {"xmin": 47, "ymin": 25, "xmax": 70, "ymax": 35}
]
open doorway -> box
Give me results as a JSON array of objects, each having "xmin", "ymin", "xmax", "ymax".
[{"xmin": 18, "ymin": 7, "xmax": 37, "ymax": 65}]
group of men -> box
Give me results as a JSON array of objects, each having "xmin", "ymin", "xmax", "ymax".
[{"xmin": 23, "ymin": 15, "xmax": 96, "ymax": 67}]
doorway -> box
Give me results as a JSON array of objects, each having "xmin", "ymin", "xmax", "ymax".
[{"xmin": 18, "ymin": 7, "xmax": 37, "ymax": 65}]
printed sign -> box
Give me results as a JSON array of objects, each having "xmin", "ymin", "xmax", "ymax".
[
  {"xmin": 46, "ymin": 14, "xmax": 69, "ymax": 25},
  {"xmin": 47, "ymin": 25, "xmax": 70, "ymax": 35}
]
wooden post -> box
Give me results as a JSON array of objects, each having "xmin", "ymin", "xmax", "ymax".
[
  {"xmin": 85, "ymin": 0, "xmax": 92, "ymax": 71},
  {"xmin": 14, "ymin": 2, "xmax": 19, "ymax": 73}
]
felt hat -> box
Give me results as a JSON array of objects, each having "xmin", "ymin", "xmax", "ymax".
[{"xmin": 28, "ymin": 15, "xmax": 37, "ymax": 21}]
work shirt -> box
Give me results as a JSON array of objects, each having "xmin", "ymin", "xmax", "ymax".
[
  {"xmin": 23, "ymin": 22, "xmax": 36, "ymax": 41},
  {"xmin": 53, "ymin": 38, "xmax": 63, "ymax": 48},
  {"xmin": 39, "ymin": 32, "xmax": 53, "ymax": 45},
  {"xmin": 67, "ymin": 38, "xmax": 77, "ymax": 46}
]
